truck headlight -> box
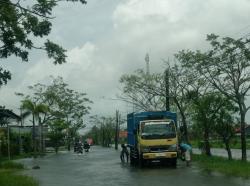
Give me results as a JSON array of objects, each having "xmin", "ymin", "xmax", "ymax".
[{"xmin": 168, "ymin": 144, "xmax": 177, "ymax": 151}]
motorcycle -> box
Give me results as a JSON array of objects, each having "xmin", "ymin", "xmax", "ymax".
[
  {"xmin": 74, "ymin": 142, "xmax": 83, "ymax": 154},
  {"xmin": 84, "ymin": 142, "xmax": 90, "ymax": 152}
]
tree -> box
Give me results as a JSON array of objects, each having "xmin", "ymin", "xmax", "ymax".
[
  {"xmin": 0, "ymin": 0, "xmax": 87, "ymax": 85},
  {"xmin": 17, "ymin": 76, "xmax": 92, "ymax": 151},
  {"xmin": 87, "ymin": 115, "xmax": 116, "ymax": 147},
  {"xmin": 48, "ymin": 77, "xmax": 92, "ymax": 150},
  {"xmin": 167, "ymin": 64, "xmax": 192, "ymax": 143},
  {"xmin": 180, "ymin": 34, "xmax": 250, "ymax": 161},
  {"xmin": 191, "ymin": 93, "xmax": 236, "ymax": 156},
  {"xmin": 119, "ymin": 69, "xmax": 165, "ymax": 111},
  {"xmin": 47, "ymin": 119, "xmax": 67, "ymax": 153},
  {"xmin": 0, "ymin": 68, "xmax": 11, "ymax": 87},
  {"xmin": 119, "ymin": 65, "xmax": 191, "ymax": 142},
  {"xmin": 214, "ymin": 99, "xmax": 237, "ymax": 160},
  {"xmin": 85, "ymin": 125, "xmax": 100, "ymax": 145},
  {"xmin": 21, "ymin": 99, "xmax": 48, "ymax": 155}
]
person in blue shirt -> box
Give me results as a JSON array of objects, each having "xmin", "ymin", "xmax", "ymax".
[{"xmin": 179, "ymin": 143, "xmax": 192, "ymax": 166}]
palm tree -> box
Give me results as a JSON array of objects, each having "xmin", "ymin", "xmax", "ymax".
[{"xmin": 21, "ymin": 99, "xmax": 48, "ymax": 156}]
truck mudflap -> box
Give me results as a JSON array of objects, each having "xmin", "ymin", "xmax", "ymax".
[{"xmin": 142, "ymin": 152, "xmax": 177, "ymax": 159}]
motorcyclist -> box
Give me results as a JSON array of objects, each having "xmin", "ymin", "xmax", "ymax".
[{"xmin": 83, "ymin": 140, "xmax": 90, "ymax": 152}]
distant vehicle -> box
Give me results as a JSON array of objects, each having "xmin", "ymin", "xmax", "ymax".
[
  {"xmin": 75, "ymin": 142, "xmax": 83, "ymax": 154},
  {"xmin": 84, "ymin": 141, "xmax": 90, "ymax": 152},
  {"xmin": 86, "ymin": 138, "xmax": 93, "ymax": 146},
  {"xmin": 127, "ymin": 111, "xmax": 178, "ymax": 167}
]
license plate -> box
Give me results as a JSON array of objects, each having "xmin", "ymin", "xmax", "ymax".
[{"xmin": 156, "ymin": 153, "xmax": 165, "ymax": 157}]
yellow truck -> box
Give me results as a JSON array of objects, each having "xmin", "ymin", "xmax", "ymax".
[{"xmin": 127, "ymin": 111, "xmax": 178, "ymax": 167}]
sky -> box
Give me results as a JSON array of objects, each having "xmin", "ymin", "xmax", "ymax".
[{"xmin": 1, "ymin": 0, "xmax": 250, "ymax": 130}]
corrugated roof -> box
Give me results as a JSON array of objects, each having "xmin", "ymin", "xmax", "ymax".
[{"xmin": 0, "ymin": 108, "xmax": 21, "ymax": 120}]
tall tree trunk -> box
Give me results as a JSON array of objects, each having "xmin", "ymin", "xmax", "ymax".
[
  {"xmin": 204, "ymin": 125, "xmax": 211, "ymax": 156},
  {"xmin": 240, "ymin": 111, "xmax": 247, "ymax": 161},
  {"xmin": 238, "ymin": 99, "xmax": 247, "ymax": 161},
  {"xmin": 174, "ymin": 98, "xmax": 189, "ymax": 143},
  {"xmin": 32, "ymin": 114, "xmax": 37, "ymax": 156},
  {"xmin": 67, "ymin": 136, "xmax": 71, "ymax": 151},
  {"xmin": 225, "ymin": 141, "xmax": 232, "ymax": 160},
  {"xmin": 39, "ymin": 123, "xmax": 43, "ymax": 154}
]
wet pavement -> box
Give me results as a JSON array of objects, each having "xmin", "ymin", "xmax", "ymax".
[{"xmin": 19, "ymin": 146, "xmax": 250, "ymax": 186}]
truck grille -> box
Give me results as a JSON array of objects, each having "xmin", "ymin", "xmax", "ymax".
[{"xmin": 149, "ymin": 145, "xmax": 170, "ymax": 152}]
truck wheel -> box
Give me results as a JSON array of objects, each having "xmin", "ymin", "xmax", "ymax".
[
  {"xmin": 171, "ymin": 158, "xmax": 177, "ymax": 167},
  {"xmin": 130, "ymin": 155, "xmax": 135, "ymax": 165},
  {"xmin": 138, "ymin": 154, "xmax": 144, "ymax": 167}
]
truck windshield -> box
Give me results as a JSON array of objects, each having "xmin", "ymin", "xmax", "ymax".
[{"xmin": 141, "ymin": 121, "xmax": 176, "ymax": 139}]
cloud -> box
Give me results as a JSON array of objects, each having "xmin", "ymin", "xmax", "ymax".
[{"xmin": 1, "ymin": 0, "xmax": 250, "ymax": 122}]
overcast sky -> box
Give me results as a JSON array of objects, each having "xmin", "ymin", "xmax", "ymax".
[{"xmin": 1, "ymin": 0, "xmax": 250, "ymax": 128}]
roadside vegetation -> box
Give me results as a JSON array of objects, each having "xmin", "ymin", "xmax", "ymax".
[
  {"xmin": 119, "ymin": 34, "xmax": 250, "ymax": 162},
  {"xmin": 191, "ymin": 138, "xmax": 250, "ymax": 150},
  {"xmin": 193, "ymin": 154, "xmax": 250, "ymax": 178},
  {"xmin": 0, "ymin": 161, "xmax": 38, "ymax": 186}
]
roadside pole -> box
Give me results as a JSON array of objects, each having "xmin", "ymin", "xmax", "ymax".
[
  {"xmin": 115, "ymin": 110, "xmax": 119, "ymax": 150},
  {"xmin": 7, "ymin": 124, "xmax": 10, "ymax": 160},
  {"xmin": 165, "ymin": 67, "xmax": 170, "ymax": 111}
]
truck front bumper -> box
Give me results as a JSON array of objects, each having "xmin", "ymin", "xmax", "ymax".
[{"xmin": 143, "ymin": 151, "xmax": 177, "ymax": 159}]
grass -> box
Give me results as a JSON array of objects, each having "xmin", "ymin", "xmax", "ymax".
[
  {"xmin": 0, "ymin": 161, "xmax": 39, "ymax": 186},
  {"xmin": 0, "ymin": 161, "xmax": 24, "ymax": 169},
  {"xmin": 190, "ymin": 138, "xmax": 250, "ymax": 149},
  {"xmin": 193, "ymin": 154, "xmax": 250, "ymax": 178},
  {"xmin": 0, "ymin": 170, "xmax": 38, "ymax": 186}
]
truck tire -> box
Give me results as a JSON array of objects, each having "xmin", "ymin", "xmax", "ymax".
[
  {"xmin": 138, "ymin": 154, "xmax": 145, "ymax": 167},
  {"xmin": 171, "ymin": 158, "xmax": 177, "ymax": 167},
  {"xmin": 130, "ymin": 154, "xmax": 136, "ymax": 165}
]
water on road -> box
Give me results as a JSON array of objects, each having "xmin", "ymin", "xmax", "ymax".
[{"xmin": 19, "ymin": 146, "xmax": 249, "ymax": 186}]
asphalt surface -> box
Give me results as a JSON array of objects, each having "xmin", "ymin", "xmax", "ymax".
[{"xmin": 19, "ymin": 146, "xmax": 250, "ymax": 186}]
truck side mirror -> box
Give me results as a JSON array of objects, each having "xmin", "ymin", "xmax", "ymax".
[{"xmin": 133, "ymin": 129, "xmax": 137, "ymax": 135}]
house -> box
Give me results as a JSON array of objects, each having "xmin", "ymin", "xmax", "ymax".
[
  {"xmin": 246, "ymin": 125, "xmax": 250, "ymax": 136},
  {"xmin": 235, "ymin": 125, "xmax": 250, "ymax": 136}
]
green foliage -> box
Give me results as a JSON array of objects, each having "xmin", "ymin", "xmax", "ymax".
[
  {"xmin": 0, "ymin": 170, "xmax": 38, "ymax": 186},
  {"xmin": 0, "ymin": 161, "xmax": 24, "ymax": 169},
  {"xmin": 0, "ymin": 159, "xmax": 37, "ymax": 186},
  {"xmin": 176, "ymin": 34, "xmax": 250, "ymax": 160},
  {"xmin": 44, "ymin": 40, "xmax": 67, "ymax": 64},
  {"xmin": 119, "ymin": 69, "xmax": 165, "ymax": 111},
  {"xmin": 47, "ymin": 119, "xmax": 67, "ymax": 153},
  {"xmin": 0, "ymin": 0, "xmax": 87, "ymax": 85},
  {"xmin": 193, "ymin": 154, "xmax": 250, "ymax": 178},
  {"xmin": 86, "ymin": 115, "xmax": 116, "ymax": 147},
  {"xmin": 17, "ymin": 76, "xmax": 92, "ymax": 151},
  {"xmin": 0, "ymin": 67, "xmax": 11, "ymax": 86}
]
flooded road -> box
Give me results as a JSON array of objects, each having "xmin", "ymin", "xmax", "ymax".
[{"xmin": 19, "ymin": 146, "xmax": 249, "ymax": 186}]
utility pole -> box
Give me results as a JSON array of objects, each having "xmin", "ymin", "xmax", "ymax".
[
  {"xmin": 101, "ymin": 117, "xmax": 105, "ymax": 147},
  {"xmin": 115, "ymin": 110, "xmax": 119, "ymax": 150},
  {"xmin": 165, "ymin": 67, "xmax": 170, "ymax": 111},
  {"xmin": 7, "ymin": 124, "xmax": 10, "ymax": 160},
  {"xmin": 145, "ymin": 53, "xmax": 150, "ymax": 75}
]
